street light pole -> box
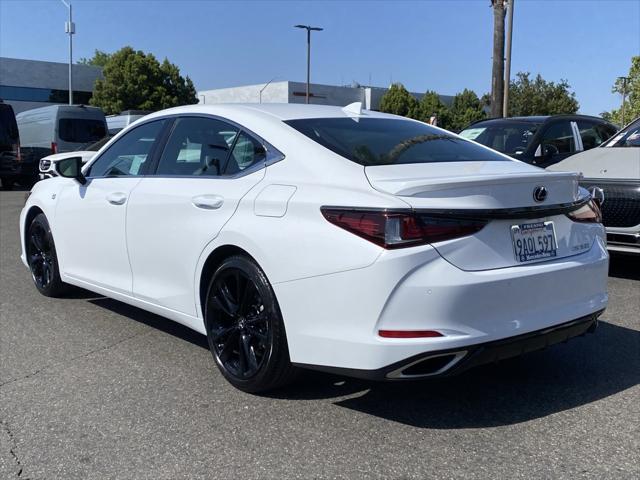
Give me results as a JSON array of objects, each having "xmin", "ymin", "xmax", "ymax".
[
  {"xmin": 294, "ymin": 25, "xmax": 323, "ymax": 104},
  {"xmin": 60, "ymin": 0, "xmax": 75, "ymax": 105}
]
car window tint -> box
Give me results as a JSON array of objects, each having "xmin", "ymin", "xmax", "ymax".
[
  {"xmin": 577, "ymin": 121, "xmax": 612, "ymax": 149},
  {"xmin": 540, "ymin": 122, "xmax": 575, "ymax": 154},
  {"xmin": 87, "ymin": 120, "xmax": 165, "ymax": 177},
  {"xmin": 225, "ymin": 132, "xmax": 266, "ymax": 175},
  {"xmin": 58, "ymin": 119, "xmax": 106, "ymax": 143},
  {"xmin": 286, "ymin": 118, "xmax": 508, "ymax": 166},
  {"xmin": 156, "ymin": 117, "xmax": 238, "ymax": 176}
]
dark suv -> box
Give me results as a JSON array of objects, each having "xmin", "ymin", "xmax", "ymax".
[
  {"xmin": 0, "ymin": 101, "xmax": 20, "ymax": 189},
  {"xmin": 459, "ymin": 115, "xmax": 618, "ymax": 168}
]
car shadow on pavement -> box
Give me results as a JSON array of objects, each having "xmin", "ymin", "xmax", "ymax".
[
  {"xmin": 88, "ymin": 297, "xmax": 210, "ymax": 349},
  {"xmin": 334, "ymin": 322, "xmax": 639, "ymax": 428},
  {"xmin": 86, "ymin": 296, "xmax": 639, "ymax": 429},
  {"xmin": 609, "ymin": 253, "xmax": 640, "ymax": 280}
]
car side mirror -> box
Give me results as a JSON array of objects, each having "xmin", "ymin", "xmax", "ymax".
[{"xmin": 57, "ymin": 157, "xmax": 87, "ymax": 185}]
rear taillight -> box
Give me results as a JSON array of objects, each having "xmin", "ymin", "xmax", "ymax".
[
  {"xmin": 566, "ymin": 200, "xmax": 602, "ymax": 223},
  {"xmin": 321, "ymin": 208, "xmax": 487, "ymax": 249},
  {"xmin": 51, "ymin": 142, "xmax": 57, "ymax": 154},
  {"xmin": 12, "ymin": 143, "xmax": 21, "ymax": 162}
]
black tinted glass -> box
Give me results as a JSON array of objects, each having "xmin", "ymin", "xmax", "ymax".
[
  {"xmin": 285, "ymin": 118, "xmax": 508, "ymax": 166},
  {"xmin": 0, "ymin": 104, "xmax": 19, "ymax": 146},
  {"xmin": 459, "ymin": 121, "xmax": 539, "ymax": 155},
  {"xmin": 58, "ymin": 119, "xmax": 106, "ymax": 143}
]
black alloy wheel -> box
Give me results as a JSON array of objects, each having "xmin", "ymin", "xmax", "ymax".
[
  {"xmin": 27, "ymin": 213, "xmax": 67, "ymax": 297},
  {"xmin": 205, "ymin": 256, "xmax": 298, "ymax": 393}
]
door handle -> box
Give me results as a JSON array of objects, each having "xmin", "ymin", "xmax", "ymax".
[
  {"xmin": 192, "ymin": 194, "xmax": 224, "ymax": 210},
  {"xmin": 106, "ymin": 192, "xmax": 127, "ymax": 205}
]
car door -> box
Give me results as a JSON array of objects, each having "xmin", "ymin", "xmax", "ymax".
[
  {"xmin": 54, "ymin": 119, "xmax": 167, "ymax": 294},
  {"xmin": 532, "ymin": 120, "xmax": 578, "ymax": 167},
  {"xmin": 126, "ymin": 116, "xmax": 270, "ymax": 317}
]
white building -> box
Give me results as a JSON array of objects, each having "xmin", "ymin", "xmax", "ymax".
[{"xmin": 198, "ymin": 80, "xmax": 452, "ymax": 111}]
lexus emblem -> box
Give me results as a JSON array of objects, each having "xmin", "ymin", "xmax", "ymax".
[{"xmin": 533, "ymin": 186, "xmax": 548, "ymax": 203}]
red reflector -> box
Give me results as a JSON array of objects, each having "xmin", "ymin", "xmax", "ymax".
[
  {"xmin": 379, "ymin": 330, "xmax": 443, "ymax": 338},
  {"xmin": 51, "ymin": 142, "xmax": 57, "ymax": 154}
]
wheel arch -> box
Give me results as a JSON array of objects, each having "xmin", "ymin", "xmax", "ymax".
[
  {"xmin": 23, "ymin": 205, "xmax": 45, "ymax": 250},
  {"xmin": 198, "ymin": 244, "xmax": 261, "ymax": 323}
]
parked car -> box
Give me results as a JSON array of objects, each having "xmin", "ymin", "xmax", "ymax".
[
  {"xmin": 548, "ymin": 116, "xmax": 640, "ymax": 254},
  {"xmin": 459, "ymin": 115, "xmax": 618, "ymax": 168},
  {"xmin": 106, "ymin": 110, "xmax": 150, "ymax": 135},
  {"xmin": 0, "ymin": 100, "xmax": 21, "ymax": 189},
  {"xmin": 17, "ymin": 105, "xmax": 107, "ymax": 183},
  {"xmin": 21, "ymin": 104, "xmax": 608, "ymax": 393},
  {"xmin": 39, "ymin": 135, "xmax": 113, "ymax": 180}
]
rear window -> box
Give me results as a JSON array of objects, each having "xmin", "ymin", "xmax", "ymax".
[
  {"xmin": 459, "ymin": 120, "xmax": 540, "ymax": 155},
  {"xmin": 58, "ymin": 118, "xmax": 106, "ymax": 143},
  {"xmin": 285, "ymin": 117, "xmax": 508, "ymax": 166},
  {"xmin": 0, "ymin": 104, "xmax": 19, "ymax": 147}
]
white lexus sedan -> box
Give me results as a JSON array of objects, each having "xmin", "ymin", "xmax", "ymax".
[{"xmin": 20, "ymin": 104, "xmax": 608, "ymax": 393}]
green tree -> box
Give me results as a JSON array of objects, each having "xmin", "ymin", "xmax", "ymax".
[
  {"xmin": 448, "ymin": 89, "xmax": 486, "ymax": 132},
  {"xmin": 379, "ymin": 83, "xmax": 419, "ymax": 118},
  {"xmin": 89, "ymin": 46, "xmax": 198, "ymax": 114},
  {"xmin": 78, "ymin": 49, "xmax": 112, "ymax": 67},
  {"xmin": 602, "ymin": 56, "xmax": 640, "ymax": 126},
  {"xmin": 507, "ymin": 72, "xmax": 579, "ymax": 116},
  {"xmin": 415, "ymin": 90, "xmax": 451, "ymax": 128}
]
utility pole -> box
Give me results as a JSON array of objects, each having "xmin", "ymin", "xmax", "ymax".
[
  {"xmin": 617, "ymin": 76, "xmax": 630, "ymax": 126},
  {"xmin": 294, "ymin": 25, "xmax": 323, "ymax": 104},
  {"xmin": 490, "ymin": 0, "xmax": 506, "ymax": 118},
  {"xmin": 60, "ymin": 0, "xmax": 75, "ymax": 105},
  {"xmin": 503, "ymin": 0, "xmax": 514, "ymax": 118}
]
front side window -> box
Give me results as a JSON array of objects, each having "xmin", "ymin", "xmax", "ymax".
[
  {"xmin": 286, "ymin": 118, "xmax": 508, "ymax": 166},
  {"xmin": 87, "ymin": 120, "xmax": 165, "ymax": 177},
  {"xmin": 58, "ymin": 118, "xmax": 106, "ymax": 143},
  {"xmin": 539, "ymin": 122, "xmax": 575, "ymax": 154},
  {"xmin": 156, "ymin": 117, "xmax": 239, "ymax": 176}
]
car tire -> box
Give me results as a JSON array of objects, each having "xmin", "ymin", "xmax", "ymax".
[
  {"xmin": 204, "ymin": 255, "xmax": 299, "ymax": 393},
  {"xmin": 26, "ymin": 213, "xmax": 69, "ymax": 297}
]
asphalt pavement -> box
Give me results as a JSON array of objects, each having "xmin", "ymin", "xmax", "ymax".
[{"xmin": 1, "ymin": 189, "xmax": 638, "ymax": 480}]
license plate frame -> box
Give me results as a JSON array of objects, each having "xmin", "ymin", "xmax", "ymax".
[{"xmin": 511, "ymin": 221, "xmax": 558, "ymax": 263}]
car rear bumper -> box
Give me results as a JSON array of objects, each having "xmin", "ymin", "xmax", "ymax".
[
  {"xmin": 275, "ymin": 235, "xmax": 609, "ymax": 374},
  {"xmin": 295, "ymin": 310, "xmax": 603, "ymax": 380}
]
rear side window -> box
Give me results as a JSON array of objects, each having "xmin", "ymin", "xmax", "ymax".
[
  {"xmin": 156, "ymin": 117, "xmax": 239, "ymax": 177},
  {"xmin": 0, "ymin": 104, "xmax": 19, "ymax": 147},
  {"xmin": 285, "ymin": 118, "xmax": 508, "ymax": 166},
  {"xmin": 577, "ymin": 120, "xmax": 615, "ymax": 149},
  {"xmin": 58, "ymin": 118, "xmax": 106, "ymax": 143}
]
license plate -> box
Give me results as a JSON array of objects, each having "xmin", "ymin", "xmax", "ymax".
[{"xmin": 511, "ymin": 221, "xmax": 557, "ymax": 263}]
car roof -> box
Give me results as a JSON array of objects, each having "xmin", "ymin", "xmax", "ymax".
[
  {"xmin": 465, "ymin": 114, "xmax": 616, "ymax": 129},
  {"xmin": 141, "ymin": 103, "xmax": 398, "ymax": 123}
]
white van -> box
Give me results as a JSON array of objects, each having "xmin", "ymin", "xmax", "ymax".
[
  {"xmin": 106, "ymin": 110, "xmax": 150, "ymax": 134},
  {"xmin": 16, "ymin": 105, "xmax": 107, "ymax": 182}
]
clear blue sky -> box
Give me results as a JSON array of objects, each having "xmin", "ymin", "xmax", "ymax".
[{"xmin": 1, "ymin": 0, "xmax": 639, "ymax": 115}]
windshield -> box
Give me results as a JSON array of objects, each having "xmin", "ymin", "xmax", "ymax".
[
  {"xmin": 58, "ymin": 118, "xmax": 106, "ymax": 144},
  {"xmin": 285, "ymin": 117, "xmax": 508, "ymax": 166},
  {"xmin": 602, "ymin": 117, "xmax": 640, "ymax": 147},
  {"xmin": 459, "ymin": 121, "xmax": 540, "ymax": 155},
  {"xmin": 74, "ymin": 135, "xmax": 113, "ymax": 152}
]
